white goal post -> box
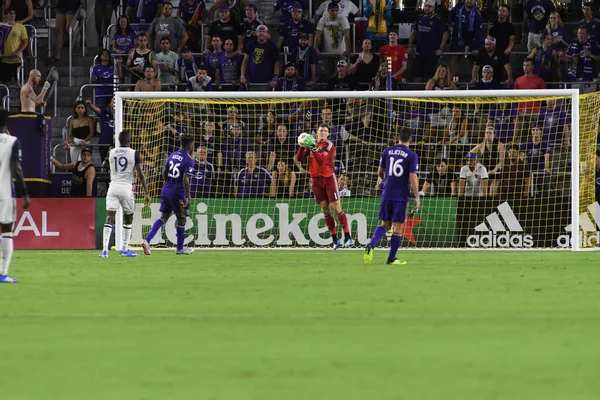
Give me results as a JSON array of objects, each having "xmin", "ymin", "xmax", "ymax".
[{"xmin": 113, "ymin": 89, "xmax": 592, "ymax": 251}]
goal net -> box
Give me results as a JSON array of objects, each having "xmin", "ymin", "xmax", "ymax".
[{"xmin": 113, "ymin": 90, "xmax": 599, "ymax": 250}]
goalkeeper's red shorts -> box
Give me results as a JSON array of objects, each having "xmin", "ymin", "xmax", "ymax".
[{"xmin": 312, "ymin": 175, "xmax": 340, "ymax": 204}]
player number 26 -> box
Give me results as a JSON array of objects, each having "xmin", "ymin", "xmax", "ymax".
[
  {"xmin": 388, "ymin": 157, "xmax": 404, "ymax": 177},
  {"xmin": 168, "ymin": 161, "xmax": 181, "ymax": 178}
]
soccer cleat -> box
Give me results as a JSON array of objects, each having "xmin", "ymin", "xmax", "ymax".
[
  {"xmin": 98, "ymin": 250, "xmax": 109, "ymax": 258},
  {"xmin": 343, "ymin": 238, "xmax": 355, "ymax": 248},
  {"xmin": 141, "ymin": 240, "xmax": 151, "ymax": 255},
  {"xmin": 332, "ymin": 239, "xmax": 342, "ymax": 250},
  {"xmin": 176, "ymin": 248, "xmax": 195, "ymax": 255},
  {"xmin": 386, "ymin": 259, "xmax": 407, "ymax": 265},
  {"xmin": 364, "ymin": 243, "xmax": 373, "ymax": 265},
  {"xmin": 0, "ymin": 275, "xmax": 18, "ymax": 283},
  {"xmin": 119, "ymin": 249, "xmax": 139, "ymax": 257}
]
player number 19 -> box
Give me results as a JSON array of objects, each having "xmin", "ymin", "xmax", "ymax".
[{"xmin": 388, "ymin": 157, "xmax": 404, "ymax": 177}]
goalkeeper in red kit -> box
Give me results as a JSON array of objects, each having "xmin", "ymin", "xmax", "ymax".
[{"xmin": 296, "ymin": 124, "xmax": 354, "ymax": 249}]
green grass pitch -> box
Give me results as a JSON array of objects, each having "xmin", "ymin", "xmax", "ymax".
[{"xmin": 1, "ymin": 250, "xmax": 600, "ymax": 400}]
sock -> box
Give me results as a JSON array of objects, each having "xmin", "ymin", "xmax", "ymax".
[
  {"xmin": 388, "ymin": 234, "xmax": 403, "ymax": 262},
  {"xmin": 1, "ymin": 233, "xmax": 14, "ymax": 276},
  {"xmin": 324, "ymin": 214, "xmax": 337, "ymax": 240},
  {"xmin": 146, "ymin": 218, "xmax": 164, "ymax": 243},
  {"xmin": 102, "ymin": 224, "xmax": 113, "ymax": 252},
  {"xmin": 176, "ymin": 223, "xmax": 186, "ymax": 251},
  {"xmin": 336, "ymin": 211, "xmax": 351, "ymax": 241},
  {"xmin": 122, "ymin": 224, "xmax": 132, "ymax": 252},
  {"xmin": 370, "ymin": 226, "xmax": 388, "ymax": 248}
]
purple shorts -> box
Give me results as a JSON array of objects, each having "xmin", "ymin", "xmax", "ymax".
[
  {"xmin": 159, "ymin": 194, "xmax": 188, "ymax": 219},
  {"xmin": 378, "ymin": 200, "xmax": 408, "ymax": 223}
]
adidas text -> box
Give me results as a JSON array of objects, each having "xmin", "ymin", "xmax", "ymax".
[
  {"xmin": 556, "ymin": 232, "xmax": 600, "ymax": 248},
  {"xmin": 467, "ymin": 232, "xmax": 534, "ymax": 248}
]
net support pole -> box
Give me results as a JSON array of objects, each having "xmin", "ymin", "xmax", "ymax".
[
  {"xmin": 571, "ymin": 90, "xmax": 581, "ymax": 251},
  {"xmin": 114, "ymin": 94, "xmax": 124, "ymax": 251}
]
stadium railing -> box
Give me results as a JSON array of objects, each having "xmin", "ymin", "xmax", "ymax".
[
  {"xmin": 24, "ymin": 25, "xmax": 38, "ymax": 71},
  {"xmin": 68, "ymin": 6, "xmax": 87, "ymax": 86},
  {"xmin": 0, "ymin": 84, "xmax": 10, "ymax": 110}
]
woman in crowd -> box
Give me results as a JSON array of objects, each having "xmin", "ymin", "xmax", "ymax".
[
  {"xmin": 470, "ymin": 126, "xmax": 505, "ymax": 196},
  {"xmin": 51, "ymin": 147, "xmax": 96, "ymax": 197},
  {"xmin": 349, "ymin": 39, "xmax": 379, "ymax": 88},
  {"xmin": 441, "ymin": 105, "xmax": 469, "ymax": 145},
  {"xmin": 270, "ymin": 160, "xmax": 297, "ymax": 198},
  {"xmin": 65, "ymin": 100, "xmax": 95, "ymax": 162},
  {"xmin": 112, "ymin": 15, "xmax": 136, "ymax": 82},
  {"xmin": 425, "ymin": 64, "xmax": 457, "ymax": 91},
  {"xmin": 91, "ymin": 49, "xmax": 114, "ymax": 107}
]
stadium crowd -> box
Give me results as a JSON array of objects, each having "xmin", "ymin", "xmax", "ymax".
[{"xmin": 22, "ymin": 0, "xmax": 600, "ymax": 200}]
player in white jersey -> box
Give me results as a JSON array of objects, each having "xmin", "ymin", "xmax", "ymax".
[
  {"xmin": 0, "ymin": 109, "xmax": 30, "ymax": 283},
  {"xmin": 100, "ymin": 130, "xmax": 151, "ymax": 258}
]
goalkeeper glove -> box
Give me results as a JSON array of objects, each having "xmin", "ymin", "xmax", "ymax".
[{"xmin": 303, "ymin": 135, "xmax": 317, "ymax": 152}]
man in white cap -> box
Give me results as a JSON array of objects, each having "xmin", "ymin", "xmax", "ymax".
[{"xmin": 471, "ymin": 35, "xmax": 512, "ymax": 86}]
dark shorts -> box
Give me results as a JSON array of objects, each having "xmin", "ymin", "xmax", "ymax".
[
  {"xmin": 56, "ymin": 8, "xmax": 78, "ymax": 15},
  {"xmin": 159, "ymin": 194, "xmax": 188, "ymax": 219},
  {"xmin": 412, "ymin": 55, "xmax": 439, "ymax": 80},
  {"xmin": 379, "ymin": 200, "xmax": 408, "ymax": 223},
  {"xmin": 312, "ymin": 175, "xmax": 340, "ymax": 204}
]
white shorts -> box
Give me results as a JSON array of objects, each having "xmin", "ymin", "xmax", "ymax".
[
  {"xmin": 106, "ymin": 184, "xmax": 135, "ymax": 214},
  {"xmin": 0, "ymin": 197, "xmax": 16, "ymax": 225}
]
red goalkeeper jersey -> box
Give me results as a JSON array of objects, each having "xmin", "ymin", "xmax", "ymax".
[{"xmin": 296, "ymin": 140, "xmax": 336, "ymax": 178}]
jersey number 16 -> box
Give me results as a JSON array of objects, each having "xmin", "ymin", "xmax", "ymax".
[{"xmin": 388, "ymin": 157, "xmax": 404, "ymax": 177}]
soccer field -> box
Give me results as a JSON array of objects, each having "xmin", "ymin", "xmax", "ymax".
[{"xmin": 1, "ymin": 250, "xmax": 599, "ymax": 400}]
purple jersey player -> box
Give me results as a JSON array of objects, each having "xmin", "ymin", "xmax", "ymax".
[
  {"xmin": 364, "ymin": 128, "xmax": 420, "ymax": 265},
  {"xmin": 142, "ymin": 135, "xmax": 196, "ymax": 255}
]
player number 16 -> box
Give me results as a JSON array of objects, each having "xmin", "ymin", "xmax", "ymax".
[{"xmin": 388, "ymin": 157, "xmax": 404, "ymax": 177}]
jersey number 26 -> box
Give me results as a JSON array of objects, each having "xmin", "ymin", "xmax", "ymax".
[{"xmin": 168, "ymin": 161, "xmax": 181, "ymax": 178}]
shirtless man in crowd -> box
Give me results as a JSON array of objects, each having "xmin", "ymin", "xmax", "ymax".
[{"xmin": 20, "ymin": 69, "xmax": 49, "ymax": 112}]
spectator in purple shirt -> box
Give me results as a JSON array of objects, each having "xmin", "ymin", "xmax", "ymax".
[
  {"xmin": 241, "ymin": 24, "xmax": 281, "ymax": 88},
  {"xmin": 537, "ymin": 99, "xmax": 569, "ymax": 147},
  {"xmin": 112, "ymin": 16, "xmax": 136, "ymax": 82},
  {"xmin": 277, "ymin": 2, "xmax": 314, "ymax": 53},
  {"xmin": 91, "ymin": 49, "xmax": 114, "ymax": 107},
  {"xmin": 190, "ymin": 146, "xmax": 214, "ymax": 198},
  {"xmin": 215, "ymin": 39, "xmax": 243, "ymax": 90},
  {"xmin": 175, "ymin": 46, "xmax": 201, "ymax": 86},
  {"xmin": 408, "ymin": 0, "xmax": 449, "ymax": 82},
  {"xmin": 86, "ymin": 97, "xmax": 114, "ymax": 162},
  {"xmin": 487, "ymin": 102, "xmax": 517, "ymax": 144},
  {"xmin": 580, "ymin": 2, "xmax": 600, "ymax": 43},
  {"xmin": 448, "ymin": 0, "xmax": 482, "ymax": 79},
  {"xmin": 234, "ymin": 151, "xmax": 271, "ymax": 197},
  {"xmin": 126, "ymin": 0, "xmax": 164, "ymax": 23},
  {"xmin": 523, "ymin": 0, "xmax": 555, "ymax": 52},
  {"xmin": 222, "ymin": 122, "xmax": 250, "ymax": 173},
  {"xmin": 205, "ymin": 35, "xmax": 225, "ymax": 80},
  {"xmin": 268, "ymin": 0, "xmax": 308, "ymax": 25},
  {"xmin": 562, "ymin": 26, "xmax": 600, "ymax": 92}
]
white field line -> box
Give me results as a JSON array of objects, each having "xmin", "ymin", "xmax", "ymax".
[{"xmin": 0, "ymin": 312, "xmax": 597, "ymax": 321}]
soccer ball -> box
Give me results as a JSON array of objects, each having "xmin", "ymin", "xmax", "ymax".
[{"xmin": 298, "ymin": 132, "xmax": 310, "ymax": 147}]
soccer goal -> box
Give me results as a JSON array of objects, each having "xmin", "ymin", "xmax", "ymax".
[{"xmin": 113, "ymin": 89, "xmax": 599, "ymax": 251}]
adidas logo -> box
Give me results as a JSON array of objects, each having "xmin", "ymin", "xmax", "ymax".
[
  {"xmin": 556, "ymin": 201, "xmax": 600, "ymax": 248},
  {"xmin": 467, "ymin": 202, "xmax": 534, "ymax": 248}
]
